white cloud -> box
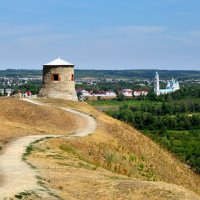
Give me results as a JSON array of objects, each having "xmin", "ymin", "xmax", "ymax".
[
  {"xmin": 101, "ymin": 25, "xmax": 166, "ymax": 35},
  {"xmin": 189, "ymin": 30, "xmax": 200, "ymax": 37},
  {"xmin": 17, "ymin": 33, "xmax": 75, "ymax": 46},
  {"xmin": 0, "ymin": 24, "xmax": 50, "ymax": 37},
  {"xmin": 174, "ymin": 11, "xmax": 200, "ymax": 16}
]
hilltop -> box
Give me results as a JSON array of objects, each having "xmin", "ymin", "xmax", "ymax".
[
  {"xmin": 0, "ymin": 98, "xmax": 200, "ymax": 199},
  {"xmin": 0, "ymin": 98, "xmax": 84, "ymax": 149}
]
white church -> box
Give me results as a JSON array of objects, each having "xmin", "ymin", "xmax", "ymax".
[{"xmin": 154, "ymin": 71, "xmax": 180, "ymax": 96}]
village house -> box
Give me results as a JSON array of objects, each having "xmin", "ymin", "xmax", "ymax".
[
  {"xmin": 0, "ymin": 88, "xmax": 13, "ymax": 96},
  {"xmin": 76, "ymin": 89, "xmax": 91, "ymax": 97},
  {"xmin": 121, "ymin": 89, "xmax": 133, "ymax": 97},
  {"xmin": 92, "ymin": 91, "xmax": 116, "ymax": 97},
  {"xmin": 121, "ymin": 89, "xmax": 148, "ymax": 97},
  {"xmin": 133, "ymin": 90, "xmax": 148, "ymax": 97},
  {"xmin": 76, "ymin": 89, "xmax": 116, "ymax": 100}
]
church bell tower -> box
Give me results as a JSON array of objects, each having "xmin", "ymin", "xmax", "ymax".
[{"xmin": 154, "ymin": 71, "xmax": 160, "ymax": 96}]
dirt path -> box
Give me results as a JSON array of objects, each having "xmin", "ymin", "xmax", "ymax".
[{"xmin": 0, "ymin": 99, "xmax": 96, "ymax": 199}]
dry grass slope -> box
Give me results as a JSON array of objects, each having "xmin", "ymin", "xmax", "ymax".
[
  {"xmin": 0, "ymin": 98, "xmax": 84, "ymax": 150},
  {"xmin": 0, "ymin": 98, "xmax": 199, "ymax": 199},
  {"xmin": 25, "ymin": 98, "xmax": 200, "ymax": 199},
  {"xmin": 28, "ymin": 138, "xmax": 200, "ymax": 200}
]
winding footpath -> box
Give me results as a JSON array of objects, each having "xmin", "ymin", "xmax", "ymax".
[{"xmin": 0, "ymin": 99, "xmax": 97, "ymax": 199}]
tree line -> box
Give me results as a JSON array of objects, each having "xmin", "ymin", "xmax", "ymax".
[
  {"xmin": 106, "ymin": 98, "xmax": 200, "ymax": 174},
  {"xmin": 107, "ymin": 101, "xmax": 200, "ymax": 131}
]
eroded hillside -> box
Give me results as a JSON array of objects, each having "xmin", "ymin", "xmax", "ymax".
[{"xmin": 23, "ymin": 98, "xmax": 200, "ymax": 200}]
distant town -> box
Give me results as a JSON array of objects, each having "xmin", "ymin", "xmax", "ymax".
[{"xmin": 0, "ymin": 69, "xmax": 200, "ymax": 99}]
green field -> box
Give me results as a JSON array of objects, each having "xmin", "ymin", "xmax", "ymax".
[{"xmin": 88, "ymin": 99, "xmax": 161, "ymax": 108}]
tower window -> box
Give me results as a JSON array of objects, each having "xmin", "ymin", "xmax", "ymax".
[
  {"xmin": 52, "ymin": 74, "xmax": 60, "ymax": 81},
  {"xmin": 71, "ymin": 74, "xmax": 74, "ymax": 81}
]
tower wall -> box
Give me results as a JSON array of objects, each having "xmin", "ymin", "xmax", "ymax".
[{"xmin": 39, "ymin": 65, "xmax": 78, "ymax": 101}]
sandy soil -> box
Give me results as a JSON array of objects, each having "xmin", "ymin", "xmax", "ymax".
[{"xmin": 0, "ymin": 98, "xmax": 96, "ymax": 199}]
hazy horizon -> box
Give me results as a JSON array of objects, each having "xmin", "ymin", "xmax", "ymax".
[{"xmin": 0, "ymin": 68, "xmax": 200, "ymax": 72}]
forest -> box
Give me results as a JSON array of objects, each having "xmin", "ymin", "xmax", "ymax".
[
  {"xmin": 0, "ymin": 69, "xmax": 200, "ymax": 80},
  {"xmin": 75, "ymin": 69, "xmax": 200, "ymax": 80},
  {"xmin": 98, "ymin": 84, "xmax": 200, "ymax": 174}
]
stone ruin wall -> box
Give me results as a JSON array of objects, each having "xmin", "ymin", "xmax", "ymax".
[{"xmin": 39, "ymin": 66, "xmax": 78, "ymax": 101}]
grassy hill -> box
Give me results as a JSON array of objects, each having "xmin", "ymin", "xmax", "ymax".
[
  {"xmin": 0, "ymin": 98, "xmax": 82, "ymax": 150},
  {"xmin": 0, "ymin": 98, "xmax": 199, "ymax": 199},
  {"xmin": 26, "ymin": 99, "xmax": 200, "ymax": 199}
]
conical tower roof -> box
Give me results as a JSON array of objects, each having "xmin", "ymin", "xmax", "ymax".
[{"xmin": 44, "ymin": 57, "xmax": 74, "ymax": 66}]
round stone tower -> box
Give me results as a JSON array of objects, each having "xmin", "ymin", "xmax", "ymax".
[{"xmin": 39, "ymin": 57, "xmax": 78, "ymax": 101}]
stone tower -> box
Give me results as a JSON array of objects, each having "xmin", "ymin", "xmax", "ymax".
[
  {"xmin": 154, "ymin": 71, "xmax": 160, "ymax": 96},
  {"xmin": 39, "ymin": 57, "xmax": 78, "ymax": 101}
]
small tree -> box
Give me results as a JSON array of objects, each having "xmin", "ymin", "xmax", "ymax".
[
  {"xmin": 3, "ymin": 88, "xmax": 8, "ymax": 96},
  {"xmin": 97, "ymin": 96, "xmax": 101, "ymax": 101},
  {"xmin": 77, "ymin": 91, "xmax": 84, "ymax": 101},
  {"xmin": 117, "ymin": 93, "xmax": 125, "ymax": 101}
]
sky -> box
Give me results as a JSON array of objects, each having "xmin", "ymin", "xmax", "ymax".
[{"xmin": 0, "ymin": 0, "xmax": 200, "ymax": 70}]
